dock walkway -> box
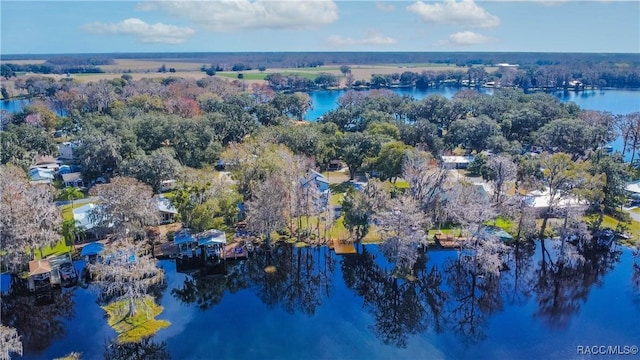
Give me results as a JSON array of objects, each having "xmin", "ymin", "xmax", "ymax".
[
  {"xmin": 329, "ymin": 239, "xmax": 356, "ymax": 255},
  {"xmin": 433, "ymin": 233, "xmax": 467, "ymax": 249}
]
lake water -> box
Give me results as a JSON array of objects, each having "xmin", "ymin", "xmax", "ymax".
[
  {"xmin": 4, "ymin": 241, "xmax": 639, "ymax": 360},
  {"xmin": 305, "ymin": 88, "xmax": 640, "ymax": 121}
]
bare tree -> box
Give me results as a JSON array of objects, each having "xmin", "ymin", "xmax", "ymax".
[
  {"xmin": 89, "ymin": 177, "xmax": 159, "ymax": 239},
  {"xmin": 487, "ymin": 155, "xmax": 517, "ymax": 208},
  {"xmin": 0, "ymin": 166, "xmax": 61, "ymax": 273},
  {"xmin": 402, "ymin": 151, "xmax": 449, "ymax": 222},
  {"xmin": 91, "ymin": 239, "xmax": 164, "ymax": 317},
  {"xmin": 444, "ymin": 181, "xmax": 496, "ymax": 234},
  {"xmin": 461, "ymin": 231, "xmax": 509, "ymax": 279},
  {"xmin": 375, "ymin": 194, "xmax": 429, "ymax": 274},
  {"xmin": 0, "ymin": 325, "xmax": 22, "ymax": 360},
  {"xmin": 245, "ymin": 175, "xmax": 288, "ymax": 246}
]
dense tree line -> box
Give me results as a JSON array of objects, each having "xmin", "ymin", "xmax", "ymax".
[{"xmin": 1, "ymin": 74, "xmax": 637, "ymax": 271}]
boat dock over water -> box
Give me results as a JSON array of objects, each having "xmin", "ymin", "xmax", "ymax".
[{"xmin": 329, "ymin": 239, "xmax": 356, "ymax": 255}]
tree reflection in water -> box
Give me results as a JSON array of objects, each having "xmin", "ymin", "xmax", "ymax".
[
  {"xmin": 246, "ymin": 244, "xmax": 335, "ymax": 315},
  {"xmin": 103, "ymin": 336, "xmax": 170, "ymax": 360},
  {"xmin": 630, "ymin": 247, "xmax": 640, "ymax": 311},
  {"xmin": 533, "ymin": 240, "xmax": 621, "ymax": 329},
  {"xmin": 501, "ymin": 241, "xmax": 536, "ymax": 306},
  {"xmin": 341, "ymin": 245, "xmax": 447, "ymax": 348},
  {"xmin": 167, "ymin": 240, "xmax": 627, "ymax": 350},
  {"xmin": 443, "ymin": 257, "xmax": 503, "ymax": 344},
  {"xmin": 172, "ymin": 244, "xmax": 335, "ymax": 315},
  {"xmin": 0, "ymin": 280, "xmax": 74, "ymax": 353}
]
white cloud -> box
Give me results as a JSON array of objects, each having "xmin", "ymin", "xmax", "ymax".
[
  {"xmin": 82, "ymin": 18, "xmax": 195, "ymax": 44},
  {"xmin": 139, "ymin": 0, "xmax": 338, "ymax": 31},
  {"xmin": 327, "ymin": 32, "xmax": 397, "ymax": 47},
  {"xmin": 437, "ymin": 31, "xmax": 493, "ymax": 46},
  {"xmin": 407, "ymin": 0, "xmax": 500, "ymax": 28},
  {"xmin": 375, "ymin": 1, "xmax": 396, "ymax": 12}
]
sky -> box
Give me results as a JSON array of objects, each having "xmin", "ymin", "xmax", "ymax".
[{"xmin": 1, "ymin": 0, "xmax": 639, "ymax": 55}]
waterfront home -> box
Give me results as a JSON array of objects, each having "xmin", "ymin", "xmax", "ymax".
[
  {"xmin": 196, "ymin": 229, "xmax": 227, "ymax": 259},
  {"xmin": 27, "ymin": 259, "xmax": 53, "ymax": 293},
  {"xmin": 174, "ymin": 229, "xmax": 228, "ymax": 261},
  {"xmin": 483, "ymin": 226, "xmax": 514, "ymax": 242},
  {"xmin": 301, "ymin": 169, "xmax": 330, "ymax": 209},
  {"xmin": 174, "ymin": 230, "xmax": 199, "ymax": 260},
  {"xmin": 47, "ymin": 253, "xmax": 78, "ymax": 287},
  {"xmin": 524, "ymin": 188, "xmax": 588, "ymax": 210}
]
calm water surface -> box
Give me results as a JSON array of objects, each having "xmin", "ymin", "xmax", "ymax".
[
  {"xmin": 4, "ymin": 241, "xmax": 639, "ymax": 360},
  {"xmin": 305, "ymin": 88, "xmax": 640, "ymax": 121}
]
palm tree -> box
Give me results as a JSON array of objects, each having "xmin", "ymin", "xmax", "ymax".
[
  {"xmin": 60, "ymin": 218, "xmax": 84, "ymax": 247},
  {"xmin": 59, "ymin": 186, "xmax": 84, "ymax": 207}
]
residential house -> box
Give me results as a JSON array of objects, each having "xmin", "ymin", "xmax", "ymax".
[
  {"xmin": 441, "ymin": 155, "xmax": 475, "ymax": 169},
  {"xmin": 160, "ymin": 180, "xmax": 176, "ymax": 193},
  {"xmin": 34, "ymin": 155, "xmax": 60, "ymax": 171},
  {"xmin": 73, "ymin": 203, "xmax": 102, "ymax": 239},
  {"xmin": 174, "ymin": 229, "xmax": 226, "ymax": 261},
  {"xmin": 625, "ymin": 180, "xmax": 640, "ymax": 201},
  {"xmin": 301, "ymin": 169, "xmax": 330, "ymax": 209},
  {"xmin": 58, "ymin": 142, "xmax": 77, "ymax": 161},
  {"xmin": 28, "ymin": 167, "xmax": 55, "ymax": 185},
  {"xmin": 155, "ymin": 196, "xmax": 177, "ymax": 224},
  {"xmin": 524, "ymin": 188, "xmax": 588, "ymax": 210},
  {"xmin": 27, "ymin": 260, "xmax": 53, "ymax": 293},
  {"xmin": 61, "ymin": 172, "xmax": 84, "ymax": 188}
]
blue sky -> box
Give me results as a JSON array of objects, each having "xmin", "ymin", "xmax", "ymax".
[{"xmin": 1, "ymin": 1, "xmax": 639, "ymax": 54}]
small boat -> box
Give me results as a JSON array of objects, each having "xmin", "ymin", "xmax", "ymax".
[
  {"xmin": 595, "ymin": 228, "xmax": 615, "ymax": 248},
  {"xmin": 615, "ymin": 231, "xmax": 631, "ymax": 240}
]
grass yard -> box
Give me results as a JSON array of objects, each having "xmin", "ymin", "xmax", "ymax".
[
  {"xmin": 36, "ymin": 241, "xmax": 74, "ymax": 259},
  {"xmin": 60, "ymin": 202, "xmax": 86, "ymax": 221},
  {"xmin": 330, "ymin": 193, "xmax": 343, "ymax": 206},
  {"xmin": 598, "ymin": 215, "xmax": 640, "ymax": 247}
]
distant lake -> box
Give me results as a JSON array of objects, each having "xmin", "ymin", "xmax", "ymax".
[
  {"xmin": 0, "ymin": 99, "xmax": 30, "ymax": 113},
  {"xmin": 6, "ymin": 241, "xmax": 639, "ymax": 359},
  {"xmin": 305, "ymin": 88, "xmax": 640, "ymax": 120}
]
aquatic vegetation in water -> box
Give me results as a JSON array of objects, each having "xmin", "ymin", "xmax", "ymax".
[{"xmin": 102, "ymin": 296, "xmax": 170, "ymax": 343}]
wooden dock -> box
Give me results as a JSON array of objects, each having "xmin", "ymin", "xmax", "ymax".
[
  {"xmin": 433, "ymin": 233, "xmax": 467, "ymax": 249},
  {"xmin": 329, "ymin": 239, "xmax": 356, "ymax": 255},
  {"xmin": 222, "ymin": 242, "xmax": 248, "ymax": 260}
]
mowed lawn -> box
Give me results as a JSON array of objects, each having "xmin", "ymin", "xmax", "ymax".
[{"xmin": 34, "ymin": 203, "xmax": 85, "ymax": 259}]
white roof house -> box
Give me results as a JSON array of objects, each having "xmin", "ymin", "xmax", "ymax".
[
  {"xmin": 28, "ymin": 168, "xmax": 55, "ymax": 184},
  {"xmin": 73, "ymin": 203, "xmax": 99, "ymax": 230},
  {"xmin": 525, "ymin": 188, "xmax": 588, "ymax": 209},
  {"xmin": 441, "ymin": 156, "xmax": 475, "ymax": 169},
  {"xmin": 626, "ymin": 180, "xmax": 640, "ymax": 194}
]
